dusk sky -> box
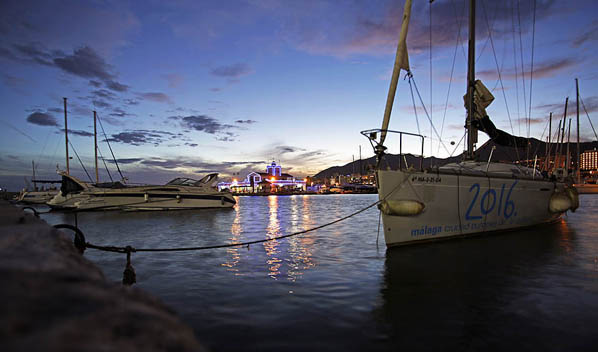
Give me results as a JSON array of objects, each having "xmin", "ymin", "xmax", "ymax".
[{"xmin": 1, "ymin": 0, "xmax": 597, "ymax": 190}]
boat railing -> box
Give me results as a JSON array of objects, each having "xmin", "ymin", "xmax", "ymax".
[{"xmin": 361, "ymin": 129, "xmax": 425, "ymax": 171}]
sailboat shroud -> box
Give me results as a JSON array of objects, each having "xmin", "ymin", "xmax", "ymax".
[{"xmin": 368, "ymin": 0, "xmax": 577, "ymax": 247}]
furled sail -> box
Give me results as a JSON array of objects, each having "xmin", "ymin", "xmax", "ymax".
[
  {"xmin": 380, "ymin": 0, "xmax": 412, "ymax": 146},
  {"xmin": 464, "ymin": 80, "xmax": 528, "ymax": 148}
]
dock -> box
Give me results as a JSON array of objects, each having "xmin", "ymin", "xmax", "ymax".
[{"xmin": 0, "ymin": 201, "xmax": 206, "ymax": 351}]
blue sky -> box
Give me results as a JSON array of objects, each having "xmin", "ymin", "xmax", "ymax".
[{"xmin": 1, "ymin": 0, "xmax": 597, "ymax": 190}]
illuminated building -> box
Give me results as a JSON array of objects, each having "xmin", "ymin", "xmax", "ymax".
[
  {"xmin": 580, "ymin": 149, "xmax": 598, "ymax": 170},
  {"xmin": 218, "ymin": 161, "xmax": 306, "ymax": 193}
]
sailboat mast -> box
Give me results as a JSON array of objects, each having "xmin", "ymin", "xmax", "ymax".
[
  {"xmin": 94, "ymin": 110, "xmax": 99, "ymax": 183},
  {"xmin": 576, "ymin": 78, "xmax": 580, "ymax": 183},
  {"xmin": 63, "ymin": 97, "xmax": 69, "ymax": 174},
  {"xmin": 566, "ymin": 118, "xmax": 571, "ymax": 174},
  {"xmin": 32, "ymin": 160, "xmax": 37, "ymax": 190},
  {"xmin": 546, "ymin": 112, "xmax": 552, "ymax": 171},
  {"xmin": 379, "ymin": 0, "xmax": 412, "ymax": 150},
  {"xmin": 465, "ymin": 0, "xmax": 477, "ymax": 160}
]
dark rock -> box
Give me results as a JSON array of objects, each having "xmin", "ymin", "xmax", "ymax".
[{"xmin": 0, "ymin": 201, "xmax": 206, "ymax": 352}]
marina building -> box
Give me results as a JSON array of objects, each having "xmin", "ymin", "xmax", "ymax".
[
  {"xmin": 218, "ymin": 161, "xmax": 306, "ymax": 193},
  {"xmin": 580, "ymin": 149, "xmax": 598, "ymax": 170}
]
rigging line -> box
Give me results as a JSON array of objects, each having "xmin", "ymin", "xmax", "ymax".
[
  {"xmin": 481, "ymin": 0, "xmax": 520, "ymax": 163},
  {"xmin": 449, "ymin": 0, "xmax": 468, "ymax": 60},
  {"xmin": 510, "ymin": 0, "xmax": 521, "ymax": 136},
  {"xmin": 48, "ymin": 138, "xmax": 61, "ymax": 174},
  {"xmin": 68, "ymin": 140, "xmax": 93, "ymax": 183},
  {"xmin": 526, "ymin": 0, "xmax": 537, "ymax": 167},
  {"xmin": 409, "ymin": 75, "xmax": 451, "ymax": 156},
  {"xmin": 408, "ymin": 74, "xmax": 422, "ymax": 136},
  {"xmin": 438, "ymin": 0, "xmax": 467, "ymax": 157},
  {"xmin": 449, "ymin": 131, "xmax": 467, "ymax": 157},
  {"xmin": 96, "ymin": 113, "xmax": 124, "ymax": 181},
  {"xmin": 429, "ymin": 0, "xmax": 433, "ymax": 157},
  {"xmin": 529, "ymin": 115, "xmax": 551, "ymax": 160},
  {"xmin": 580, "ymin": 95, "xmax": 598, "ymax": 141},
  {"xmin": 527, "ymin": 0, "xmax": 537, "ymax": 140},
  {"xmin": 97, "ymin": 146, "xmax": 114, "ymax": 182},
  {"xmin": 517, "ymin": 0, "xmax": 528, "ymax": 139},
  {"xmin": 82, "ymin": 173, "xmax": 412, "ymax": 253}
]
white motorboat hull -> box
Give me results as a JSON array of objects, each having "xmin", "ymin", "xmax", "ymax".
[
  {"xmin": 377, "ymin": 167, "xmax": 568, "ymax": 247},
  {"xmin": 74, "ymin": 190, "xmax": 236, "ymax": 211},
  {"xmin": 47, "ymin": 192, "xmax": 90, "ymax": 209},
  {"xmin": 17, "ymin": 190, "xmax": 59, "ymax": 204}
]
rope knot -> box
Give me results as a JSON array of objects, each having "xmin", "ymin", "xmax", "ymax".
[{"xmin": 122, "ymin": 246, "xmax": 136, "ymax": 286}]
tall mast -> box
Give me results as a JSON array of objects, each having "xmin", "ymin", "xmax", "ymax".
[
  {"xmin": 545, "ymin": 112, "xmax": 552, "ymax": 171},
  {"xmin": 63, "ymin": 97, "xmax": 70, "ymax": 174},
  {"xmin": 553, "ymin": 119, "xmax": 561, "ymax": 170},
  {"xmin": 32, "ymin": 160, "xmax": 37, "ymax": 190},
  {"xmin": 566, "ymin": 118, "xmax": 571, "ymax": 174},
  {"xmin": 466, "ymin": 0, "xmax": 477, "ymax": 160},
  {"xmin": 94, "ymin": 110, "xmax": 99, "ymax": 183},
  {"xmin": 576, "ymin": 78, "xmax": 580, "ymax": 183}
]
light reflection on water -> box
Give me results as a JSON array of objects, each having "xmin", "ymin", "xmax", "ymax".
[{"xmin": 36, "ymin": 194, "xmax": 598, "ymax": 351}]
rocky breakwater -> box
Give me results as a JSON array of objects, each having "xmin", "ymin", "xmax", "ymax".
[{"xmin": 0, "ymin": 201, "xmax": 206, "ymax": 351}]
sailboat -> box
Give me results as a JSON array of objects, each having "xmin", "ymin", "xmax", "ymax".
[
  {"xmin": 47, "ymin": 102, "xmax": 236, "ymax": 211},
  {"xmin": 363, "ymin": 0, "xmax": 579, "ymax": 247},
  {"xmin": 16, "ymin": 161, "xmax": 59, "ymax": 204}
]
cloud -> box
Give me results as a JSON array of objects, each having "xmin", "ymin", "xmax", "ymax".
[
  {"xmin": 572, "ymin": 20, "xmax": 598, "ymax": 47},
  {"xmin": 4, "ymin": 43, "xmax": 129, "ymax": 92},
  {"xmin": 275, "ymin": 0, "xmax": 555, "ymax": 58},
  {"xmin": 53, "ymin": 46, "xmax": 114, "ymax": 80},
  {"xmin": 58, "ymin": 128, "xmax": 94, "ymax": 137},
  {"xmin": 535, "ymin": 96, "xmax": 598, "ymax": 117},
  {"xmin": 12, "ymin": 42, "xmax": 53, "ymax": 65},
  {"xmin": 210, "ymin": 63, "xmax": 253, "ymax": 78},
  {"xmin": 2, "ymin": 74, "xmax": 27, "ymax": 88},
  {"xmin": 109, "ymin": 108, "xmax": 135, "ymax": 118},
  {"xmin": 105, "ymin": 80, "xmax": 129, "ymax": 92},
  {"xmin": 26, "ymin": 112, "xmax": 59, "ymax": 126},
  {"xmin": 478, "ymin": 58, "xmax": 580, "ymax": 81},
  {"xmin": 105, "ymin": 129, "xmax": 177, "ymax": 146},
  {"xmin": 138, "ymin": 92, "xmax": 172, "ymax": 103},
  {"xmin": 172, "ymin": 115, "xmax": 238, "ymax": 139},
  {"xmin": 107, "ymin": 158, "xmax": 143, "ymax": 164},
  {"xmin": 235, "ymin": 119, "xmax": 257, "ymax": 124},
  {"xmin": 91, "ymin": 89, "xmax": 117, "ymax": 100},
  {"xmin": 512, "ymin": 117, "xmax": 547, "ymax": 126},
  {"xmin": 276, "ymin": 145, "xmax": 303, "ymax": 154},
  {"xmin": 162, "ymin": 73, "xmax": 184, "ymax": 88},
  {"xmin": 92, "ymin": 99, "xmax": 112, "ymax": 109}
]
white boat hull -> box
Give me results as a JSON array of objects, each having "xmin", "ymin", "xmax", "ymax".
[
  {"xmin": 74, "ymin": 190, "xmax": 235, "ymax": 211},
  {"xmin": 377, "ymin": 168, "xmax": 567, "ymax": 247}
]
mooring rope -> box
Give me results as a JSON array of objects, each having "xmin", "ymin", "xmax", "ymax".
[{"xmin": 51, "ymin": 173, "xmax": 412, "ymax": 285}]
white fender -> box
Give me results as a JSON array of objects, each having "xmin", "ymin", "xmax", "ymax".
[
  {"xmin": 379, "ymin": 199, "xmax": 425, "ymax": 216},
  {"xmin": 549, "ymin": 192, "xmax": 571, "ymax": 213},
  {"xmin": 565, "ymin": 187, "xmax": 579, "ymax": 212}
]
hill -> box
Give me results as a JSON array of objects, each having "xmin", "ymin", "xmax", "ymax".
[{"xmin": 313, "ymin": 138, "xmax": 598, "ymax": 180}]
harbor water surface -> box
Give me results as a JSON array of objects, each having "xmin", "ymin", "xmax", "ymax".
[{"xmin": 40, "ymin": 194, "xmax": 598, "ymax": 351}]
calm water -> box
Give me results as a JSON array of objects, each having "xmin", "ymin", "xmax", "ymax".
[{"xmin": 39, "ymin": 194, "xmax": 598, "ymax": 351}]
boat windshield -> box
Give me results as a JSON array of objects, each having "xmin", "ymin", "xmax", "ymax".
[{"xmin": 166, "ymin": 178, "xmax": 198, "ymax": 186}]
